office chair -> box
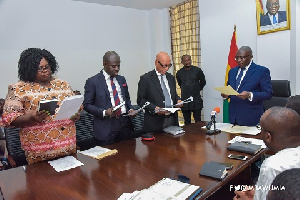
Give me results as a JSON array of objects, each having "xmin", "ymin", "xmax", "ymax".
[
  {"xmin": 4, "ymin": 127, "xmax": 27, "ymax": 167},
  {"xmin": 75, "ymin": 110, "xmax": 95, "ymax": 151},
  {"xmin": 263, "ymin": 80, "xmax": 291, "ymax": 110},
  {"xmin": 130, "ymin": 105, "xmax": 145, "ymax": 138}
]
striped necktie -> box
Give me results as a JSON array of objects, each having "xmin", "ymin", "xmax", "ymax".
[
  {"xmin": 111, "ymin": 77, "xmax": 121, "ymax": 116},
  {"xmin": 160, "ymin": 75, "xmax": 172, "ymax": 108}
]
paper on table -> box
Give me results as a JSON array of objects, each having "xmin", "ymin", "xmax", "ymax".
[
  {"xmin": 214, "ymin": 85, "xmax": 239, "ymax": 95},
  {"xmin": 228, "ymin": 136, "xmax": 266, "ymax": 148},
  {"xmin": 201, "ymin": 123, "xmax": 260, "ymax": 135},
  {"xmin": 79, "ymin": 146, "xmax": 118, "ymax": 160},
  {"xmin": 48, "ymin": 156, "xmax": 84, "ymax": 172},
  {"xmin": 55, "ymin": 95, "xmax": 83, "ymax": 120}
]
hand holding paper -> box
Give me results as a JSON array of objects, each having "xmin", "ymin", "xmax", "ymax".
[{"xmin": 214, "ymin": 85, "xmax": 239, "ymax": 95}]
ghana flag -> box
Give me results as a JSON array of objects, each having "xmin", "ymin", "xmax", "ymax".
[{"xmin": 223, "ymin": 26, "xmax": 238, "ymax": 123}]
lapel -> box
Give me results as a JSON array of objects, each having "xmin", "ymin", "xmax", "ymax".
[
  {"xmin": 239, "ymin": 62, "xmax": 256, "ymax": 90},
  {"xmin": 165, "ymin": 73, "xmax": 174, "ymax": 100},
  {"xmin": 98, "ymin": 70, "xmax": 110, "ymax": 98},
  {"xmin": 150, "ymin": 70, "xmax": 164, "ymax": 98},
  {"xmin": 231, "ymin": 67, "xmax": 239, "ymax": 89},
  {"xmin": 115, "ymin": 76, "xmax": 125, "ymax": 96}
]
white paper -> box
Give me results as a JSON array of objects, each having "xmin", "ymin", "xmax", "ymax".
[
  {"xmin": 202, "ymin": 123, "xmax": 260, "ymax": 135},
  {"xmin": 48, "ymin": 156, "xmax": 84, "ymax": 172},
  {"xmin": 55, "ymin": 95, "xmax": 83, "ymax": 120},
  {"xmin": 228, "ymin": 136, "xmax": 266, "ymax": 148},
  {"xmin": 163, "ymin": 126, "xmax": 185, "ymax": 135},
  {"xmin": 118, "ymin": 178, "xmax": 200, "ymax": 200},
  {"xmin": 159, "ymin": 108, "xmax": 180, "ymax": 113}
]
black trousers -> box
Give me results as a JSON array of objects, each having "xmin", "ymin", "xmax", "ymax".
[{"xmin": 182, "ymin": 109, "xmax": 202, "ymax": 125}]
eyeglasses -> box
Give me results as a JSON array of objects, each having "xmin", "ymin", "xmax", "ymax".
[
  {"xmin": 157, "ymin": 60, "xmax": 172, "ymax": 68},
  {"xmin": 37, "ymin": 65, "xmax": 51, "ymax": 72},
  {"xmin": 268, "ymin": 2, "xmax": 279, "ymax": 7},
  {"xmin": 234, "ymin": 55, "xmax": 251, "ymax": 61}
]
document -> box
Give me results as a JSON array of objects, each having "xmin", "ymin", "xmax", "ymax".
[
  {"xmin": 55, "ymin": 95, "xmax": 83, "ymax": 120},
  {"xmin": 155, "ymin": 107, "xmax": 180, "ymax": 113},
  {"xmin": 118, "ymin": 178, "xmax": 201, "ymax": 200},
  {"xmin": 214, "ymin": 85, "xmax": 239, "ymax": 95},
  {"xmin": 202, "ymin": 123, "xmax": 260, "ymax": 135},
  {"xmin": 228, "ymin": 136, "xmax": 266, "ymax": 148},
  {"xmin": 79, "ymin": 146, "xmax": 118, "ymax": 160},
  {"xmin": 48, "ymin": 156, "xmax": 84, "ymax": 172}
]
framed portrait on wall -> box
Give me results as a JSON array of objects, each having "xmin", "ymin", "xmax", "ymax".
[{"xmin": 256, "ymin": 0, "xmax": 290, "ymax": 35}]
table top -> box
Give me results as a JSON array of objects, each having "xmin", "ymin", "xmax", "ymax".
[{"xmin": 0, "ymin": 122, "xmax": 265, "ymax": 200}]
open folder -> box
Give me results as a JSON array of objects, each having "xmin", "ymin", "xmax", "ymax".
[
  {"xmin": 214, "ymin": 85, "xmax": 239, "ymax": 95},
  {"xmin": 55, "ymin": 95, "xmax": 83, "ymax": 120}
]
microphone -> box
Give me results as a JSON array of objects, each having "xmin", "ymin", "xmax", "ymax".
[
  {"xmin": 206, "ymin": 107, "xmax": 221, "ymax": 135},
  {"xmin": 210, "ymin": 107, "xmax": 220, "ymax": 116}
]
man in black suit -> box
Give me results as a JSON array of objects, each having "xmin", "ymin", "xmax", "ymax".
[
  {"xmin": 176, "ymin": 55, "xmax": 206, "ymax": 125},
  {"xmin": 83, "ymin": 51, "xmax": 136, "ymax": 146},
  {"xmin": 0, "ymin": 98, "xmax": 6, "ymax": 158},
  {"xmin": 260, "ymin": 0, "xmax": 287, "ymax": 26},
  {"xmin": 137, "ymin": 52, "xmax": 182, "ymax": 133}
]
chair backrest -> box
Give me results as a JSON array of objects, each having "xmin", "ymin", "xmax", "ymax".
[
  {"xmin": 75, "ymin": 110, "xmax": 95, "ymax": 150},
  {"xmin": 264, "ymin": 80, "xmax": 291, "ymax": 110},
  {"xmin": 4, "ymin": 127, "xmax": 27, "ymax": 167},
  {"xmin": 271, "ymin": 80, "xmax": 291, "ymax": 97},
  {"xmin": 131, "ymin": 105, "xmax": 144, "ymax": 131}
]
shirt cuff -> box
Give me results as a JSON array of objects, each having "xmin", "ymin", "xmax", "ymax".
[
  {"xmin": 103, "ymin": 110, "xmax": 106, "ymax": 117},
  {"xmin": 248, "ymin": 92, "xmax": 253, "ymax": 101}
]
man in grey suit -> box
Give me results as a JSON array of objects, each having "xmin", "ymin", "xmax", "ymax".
[{"xmin": 137, "ymin": 52, "xmax": 182, "ymax": 133}]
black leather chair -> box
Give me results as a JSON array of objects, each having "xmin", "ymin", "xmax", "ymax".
[
  {"xmin": 130, "ymin": 105, "xmax": 145, "ymax": 138},
  {"xmin": 263, "ymin": 80, "xmax": 291, "ymax": 110},
  {"xmin": 4, "ymin": 127, "xmax": 27, "ymax": 167},
  {"xmin": 75, "ymin": 110, "xmax": 95, "ymax": 151}
]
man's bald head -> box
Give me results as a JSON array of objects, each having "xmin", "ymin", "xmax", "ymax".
[{"xmin": 260, "ymin": 106, "xmax": 300, "ymax": 153}]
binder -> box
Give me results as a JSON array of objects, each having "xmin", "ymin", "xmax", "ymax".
[
  {"xmin": 227, "ymin": 141, "xmax": 262, "ymax": 155},
  {"xmin": 199, "ymin": 161, "xmax": 227, "ymax": 180}
]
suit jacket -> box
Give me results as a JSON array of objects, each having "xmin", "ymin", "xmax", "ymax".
[
  {"xmin": 260, "ymin": 11, "xmax": 287, "ymax": 26},
  {"xmin": 176, "ymin": 65, "xmax": 206, "ymax": 110},
  {"xmin": 137, "ymin": 70, "xmax": 180, "ymax": 133},
  {"xmin": 83, "ymin": 70, "xmax": 133, "ymax": 140},
  {"xmin": 227, "ymin": 62, "xmax": 272, "ymax": 126}
]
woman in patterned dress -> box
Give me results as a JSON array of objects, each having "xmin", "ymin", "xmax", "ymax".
[{"xmin": 2, "ymin": 48, "xmax": 80, "ymax": 164}]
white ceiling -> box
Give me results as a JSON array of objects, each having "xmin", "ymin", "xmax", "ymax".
[{"xmin": 72, "ymin": 0, "xmax": 187, "ymax": 10}]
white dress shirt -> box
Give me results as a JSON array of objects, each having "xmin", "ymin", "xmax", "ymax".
[{"xmin": 254, "ymin": 146, "xmax": 300, "ymax": 200}]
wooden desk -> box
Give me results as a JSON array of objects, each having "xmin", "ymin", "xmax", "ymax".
[{"xmin": 0, "ymin": 122, "xmax": 265, "ymax": 200}]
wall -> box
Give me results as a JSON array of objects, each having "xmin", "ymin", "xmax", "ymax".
[{"xmin": 0, "ymin": 0, "xmax": 167, "ymax": 104}]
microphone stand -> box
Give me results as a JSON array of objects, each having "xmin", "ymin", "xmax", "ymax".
[{"xmin": 206, "ymin": 114, "xmax": 221, "ymax": 135}]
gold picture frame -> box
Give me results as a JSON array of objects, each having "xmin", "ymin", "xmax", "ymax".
[{"xmin": 256, "ymin": 0, "xmax": 291, "ymax": 35}]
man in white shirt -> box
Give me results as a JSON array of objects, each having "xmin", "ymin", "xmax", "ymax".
[{"xmin": 233, "ymin": 107, "xmax": 300, "ymax": 200}]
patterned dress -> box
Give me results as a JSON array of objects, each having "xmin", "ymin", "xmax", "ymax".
[{"xmin": 2, "ymin": 78, "xmax": 77, "ymax": 164}]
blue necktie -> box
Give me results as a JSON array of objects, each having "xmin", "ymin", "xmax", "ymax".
[
  {"xmin": 273, "ymin": 15, "xmax": 277, "ymax": 24},
  {"xmin": 160, "ymin": 75, "xmax": 172, "ymax": 108},
  {"xmin": 236, "ymin": 68, "xmax": 245, "ymax": 90}
]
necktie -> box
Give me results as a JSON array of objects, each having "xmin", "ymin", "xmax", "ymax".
[
  {"xmin": 236, "ymin": 68, "xmax": 245, "ymax": 90},
  {"xmin": 111, "ymin": 77, "xmax": 121, "ymax": 116},
  {"xmin": 160, "ymin": 75, "xmax": 172, "ymax": 108},
  {"xmin": 273, "ymin": 15, "xmax": 277, "ymax": 24}
]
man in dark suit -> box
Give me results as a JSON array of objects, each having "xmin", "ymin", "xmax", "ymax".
[
  {"xmin": 260, "ymin": 0, "xmax": 287, "ymax": 26},
  {"xmin": 176, "ymin": 55, "xmax": 206, "ymax": 125},
  {"xmin": 83, "ymin": 51, "xmax": 136, "ymax": 146},
  {"xmin": 0, "ymin": 98, "xmax": 6, "ymax": 158},
  {"xmin": 221, "ymin": 46, "xmax": 272, "ymax": 126},
  {"xmin": 137, "ymin": 51, "xmax": 182, "ymax": 133}
]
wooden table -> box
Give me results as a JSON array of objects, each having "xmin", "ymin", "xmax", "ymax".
[{"xmin": 0, "ymin": 122, "xmax": 265, "ymax": 200}]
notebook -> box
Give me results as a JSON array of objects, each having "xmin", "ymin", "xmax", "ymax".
[
  {"xmin": 227, "ymin": 141, "xmax": 262, "ymax": 155},
  {"xmin": 199, "ymin": 161, "xmax": 227, "ymax": 180}
]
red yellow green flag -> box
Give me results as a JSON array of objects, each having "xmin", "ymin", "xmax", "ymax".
[
  {"xmin": 258, "ymin": 0, "xmax": 264, "ymax": 17},
  {"xmin": 223, "ymin": 26, "xmax": 238, "ymax": 123}
]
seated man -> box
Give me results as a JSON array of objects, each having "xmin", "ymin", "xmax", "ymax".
[{"xmin": 234, "ymin": 107, "xmax": 300, "ymax": 200}]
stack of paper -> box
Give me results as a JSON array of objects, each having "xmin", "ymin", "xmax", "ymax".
[
  {"xmin": 79, "ymin": 146, "xmax": 118, "ymax": 160},
  {"xmin": 118, "ymin": 178, "xmax": 201, "ymax": 200},
  {"xmin": 48, "ymin": 156, "xmax": 84, "ymax": 172},
  {"xmin": 55, "ymin": 95, "xmax": 83, "ymax": 120}
]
